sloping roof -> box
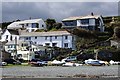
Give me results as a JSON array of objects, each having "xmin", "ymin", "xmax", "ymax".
[
  {"xmin": 16, "ymin": 19, "xmax": 43, "ymax": 24},
  {"xmin": 7, "ymin": 18, "xmax": 43, "ymax": 29},
  {"xmin": 62, "ymin": 15, "xmax": 101, "ymax": 21},
  {"xmin": 20, "ymin": 31, "xmax": 71, "ymax": 37},
  {"xmin": 7, "ymin": 29, "xmax": 19, "ymax": 35}
]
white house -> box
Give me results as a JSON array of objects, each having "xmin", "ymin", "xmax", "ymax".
[
  {"xmin": 19, "ymin": 31, "xmax": 76, "ymax": 50},
  {"xmin": 62, "ymin": 14, "xmax": 105, "ymax": 32},
  {"xmin": 4, "ymin": 40, "xmax": 35, "ymax": 60},
  {"xmin": 7, "ymin": 18, "xmax": 46, "ymax": 32},
  {"xmin": 1, "ymin": 29, "xmax": 19, "ymax": 42}
]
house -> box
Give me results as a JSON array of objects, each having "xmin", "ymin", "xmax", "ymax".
[
  {"xmin": 19, "ymin": 31, "xmax": 76, "ymax": 50},
  {"xmin": 62, "ymin": 14, "xmax": 104, "ymax": 32},
  {"xmin": 4, "ymin": 40, "xmax": 35, "ymax": 60},
  {"xmin": 4, "ymin": 39, "xmax": 50, "ymax": 60},
  {"xmin": 111, "ymin": 40, "xmax": 120, "ymax": 48},
  {"xmin": 7, "ymin": 18, "xmax": 46, "ymax": 32},
  {"xmin": 1, "ymin": 29, "xmax": 19, "ymax": 42}
]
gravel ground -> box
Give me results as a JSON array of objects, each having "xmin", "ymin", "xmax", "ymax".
[{"xmin": 1, "ymin": 65, "xmax": 119, "ymax": 78}]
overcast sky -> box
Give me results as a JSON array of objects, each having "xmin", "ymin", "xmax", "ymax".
[{"xmin": 2, "ymin": 2, "xmax": 118, "ymax": 22}]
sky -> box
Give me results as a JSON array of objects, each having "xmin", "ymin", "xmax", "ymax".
[{"xmin": 2, "ymin": 2, "xmax": 118, "ymax": 22}]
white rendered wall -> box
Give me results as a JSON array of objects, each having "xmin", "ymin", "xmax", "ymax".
[{"xmin": 20, "ymin": 35, "xmax": 74, "ymax": 49}]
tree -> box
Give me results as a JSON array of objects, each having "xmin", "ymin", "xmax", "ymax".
[
  {"xmin": 53, "ymin": 23, "xmax": 62, "ymax": 29},
  {"xmin": 67, "ymin": 28, "xmax": 97, "ymax": 38},
  {"xmin": 1, "ymin": 22, "xmax": 12, "ymax": 29},
  {"xmin": 46, "ymin": 18, "xmax": 56, "ymax": 30}
]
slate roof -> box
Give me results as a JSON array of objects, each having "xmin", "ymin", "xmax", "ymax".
[
  {"xmin": 20, "ymin": 31, "xmax": 71, "ymax": 37},
  {"xmin": 62, "ymin": 15, "xmax": 101, "ymax": 21}
]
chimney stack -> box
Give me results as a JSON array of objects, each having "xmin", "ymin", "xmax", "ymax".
[{"xmin": 91, "ymin": 12, "xmax": 94, "ymax": 16}]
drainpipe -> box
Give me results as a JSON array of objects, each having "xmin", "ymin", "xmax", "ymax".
[{"xmin": 14, "ymin": 37, "xmax": 17, "ymax": 60}]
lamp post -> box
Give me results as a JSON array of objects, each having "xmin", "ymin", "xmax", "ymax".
[{"xmin": 94, "ymin": 49, "xmax": 99, "ymax": 60}]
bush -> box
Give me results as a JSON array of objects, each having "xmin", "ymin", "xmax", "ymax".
[
  {"xmin": 114, "ymin": 27, "xmax": 120, "ymax": 38},
  {"xmin": 68, "ymin": 28, "xmax": 97, "ymax": 39}
]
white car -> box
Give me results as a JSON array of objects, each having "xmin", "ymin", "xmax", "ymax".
[
  {"xmin": 85, "ymin": 59, "xmax": 106, "ymax": 66},
  {"xmin": 51, "ymin": 60, "xmax": 65, "ymax": 66},
  {"xmin": 63, "ymin": 62, "xmax": 83, "ymax": 67},
  {"xmin": 109, "ymin": 60, "xmax": 120, "ymax": 65},
  {"xmin": 62, "ymin": 56, "xmax": 77, "ymax": 62}
]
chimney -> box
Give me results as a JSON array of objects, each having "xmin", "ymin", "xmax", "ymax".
[{"xmin": 91, "ymin": 12, "xmax": 94, "ymax": 16}]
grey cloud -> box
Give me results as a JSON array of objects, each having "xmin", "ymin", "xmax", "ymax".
[{"xmin": 2, "ymin": 2, "xmax": 118, "ymax": 22}]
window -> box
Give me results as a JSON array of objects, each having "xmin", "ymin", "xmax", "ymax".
[
  {"xmin": 26, "ymin": 23, "xmax": 29, "ymax": 26},
  {"xmin": 81, "ymin": 19, "xmax": 89, "ymax": 24},
  {"xmin": 35, "ymin": 36, "xmax": 37, "ymax": 39},
  {"xmin": 52, "ymin": 43, "xmax": 57, "ymax": 47},
  {"xmin": 8, "ymin": 45, "xmax": 11, "ymax": 48},
  {"xmin": 65, "ymin": 36, "xmax": 68, "ymax": 39},
  {"xmin": 25, "ymin": 37, "xmax": 31, "ymax": 40},
  {"xmin": 6, "ymin": 35, "xmax": 8, "ymax": 39},
  {"xmin": 34, "ymin": 42, "xmax": 37, "ymax": 44},
  {"xmin": 55, "ymin": 36, "xmax": 57, "ymax": 39},
  {"xmin": 29, "ymin": 37, "xmax": 31, "ymax": 40},
  {"xmin": 10, "ymin": 36, "xmax": 12, "ymax": 40},
  {"xmin": 45, "ymin": 43, "xmax": 50, "ymax": 46},
  {"xmin": 32, "ymin": 23, "xmax": 39, "ymax": 28},
  {"xmin": 50, "ymin": 36, "xmax": 52, "ymax": 42},
  {"xmin": 21, "ymin": 44, "xmax": 24, "ymax": 47},
  {"xmin": 64, "ymin": 43, "xmax": 68, "ymax": 48},
  {"xmin": 45, "ymin": 36, "xmax": 48, "ymax": 40},
  {"xmin": 42, "ymin": 25, "xmax": 44, "ymax": 27},
  {"xmin": 21, "ymin": 43, "xmax": 28, "ymax": 47}
]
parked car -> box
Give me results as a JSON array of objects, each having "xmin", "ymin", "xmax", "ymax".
[
  {"xmin": 62, "ymin": 62, "xmax": 83, "ymax": 67},
  {"xmin": 51, "ymin": 60, "xmax": 65, "ymax": 66},
  {"xmin": 29, "ymin": 59, "xmax": 47, "ymax": 67},
  {"xmin": 109, "ymin": 60, "xmax": 120, "ymax": 65},
  {"xmin": 85, "ymin": 59, "xmax": 106, "ymax": 66},
  {"xmin": 62, "ymin": 56, "xmax": 77, "ymax": 62},
  {"xmin": 4, "ymin": 59, "xmax": 21, "ymax": 65}
]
